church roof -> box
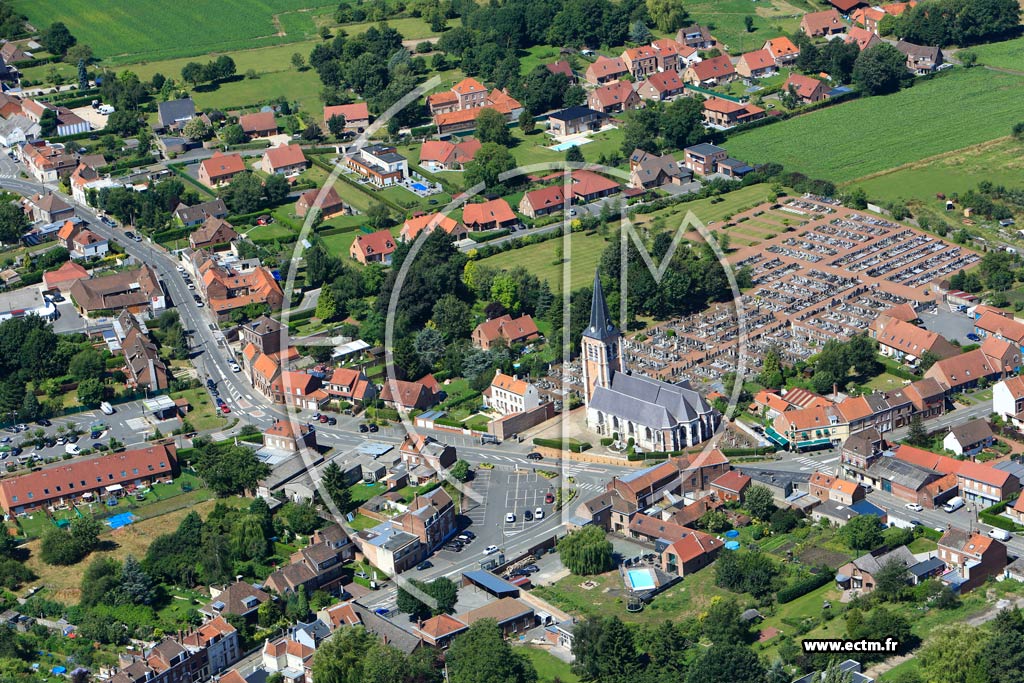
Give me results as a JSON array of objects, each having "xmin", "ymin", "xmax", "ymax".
[
  {"xmin": 590, "ymin": 373, "xmax": 711, "ymax": 429},
  {"xmin": 583, "ymin": 270, "xmax": 618, "ymax": 340}
]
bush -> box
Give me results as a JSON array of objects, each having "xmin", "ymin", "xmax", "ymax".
[
  {"xmin": 533, "ymin": 437, "xmax": 592, "ymax": 452},
  {"xmin": 558, "ymin": 526, "xmax": 614, "ymax": 575},
  {"xmin": 777, "ymin": 570, "xmax": 832, "ymax": 603}
]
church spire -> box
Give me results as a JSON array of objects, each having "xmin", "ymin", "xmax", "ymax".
[{"xmin": 584, "ymin": 269, "xmax": 616, "ymax": 339}]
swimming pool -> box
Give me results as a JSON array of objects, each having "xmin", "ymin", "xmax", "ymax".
[
  {"xmin": 549, "ymin": 139, "xmax": 592, "ymax": 152},
  {"xmin": 626, "ymin": 568, "xmax": 656, "ymax": 591},
  {"xmin": 411, "ymin": 182, "xmax": 429, "ymax": 192}
]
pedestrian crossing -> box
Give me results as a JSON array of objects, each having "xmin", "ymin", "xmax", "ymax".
[{"xmin": 795, "ymin": 455, "xmax": 840, "ymax": 470}]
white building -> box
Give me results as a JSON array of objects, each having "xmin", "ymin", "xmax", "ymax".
[
  {"xmin": 487, "ymin": 371, "xmax": 540, "ymax": 416},
  {"xmin": 994, "ymin": 376, "xmax": 1024, "ymax": 429}
]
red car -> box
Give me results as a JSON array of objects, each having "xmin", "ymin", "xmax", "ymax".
[
  {"xmin": 318, "ymin": 414, "xmax": 329, "ymax": 423},
  {"xmin": 544, "ymin": 492, "xmax": 555, "ymax": 504},
  {"xmin": 220, "ymin": 404, "xmax": 231, "ymax": 414}
]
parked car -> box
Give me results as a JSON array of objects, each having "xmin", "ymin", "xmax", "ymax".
[
  {"xmin": 220, "ymin": 404, "xmax": 231, "ymax": 414},
  {"xmin": 505, "ymin": 512, "xmax": 516, "ymax": 523},
  {"xmin": 416, "ymin": 560, "xmax": 433, "ymax": 570},
  {"xmin": 327, "ymin": 417, "xmax": 337, "ymax": 425},
  {"xmin": 544, "ymin": 492, "xmax": 555, "ymax": 504},
  {"xmin": 460, "ymin": 530, "xmax": 476, "ymax": 540},
  {"xmin": 359, "ymin": 424, "xmax": 369, "ymax": 433},
  {"xmin": 526, "ymin": 452, "xmax": 543, "ymax": 460},
  {"xmin": 521, "ymin": 564, "xmax": 539, "ymax": 573},
  {"xmin": 967, "ymin": 333, "xmax": 981, "ymax": 342},
  {"xmin": 65, "ymin": 444, "xmax": 81, "ymax": 455},
  {"xmin": 368, "ymin": 424, "xmax": 379, "ymax": 433},
  {"xmin": 905, "ymin": 503, "xmax": 924, "ymax": 512},
  {"xmin": 484, "ymin": 545, "xmax": 499, "ymax": 555},
  {"xmin": 318, "ymin": 414, "xmax": 329, "ymax": 423},
  {"xmin": 535, "ymin": 507, "xmax": 544, "ymax": 520},
  {"xmin": 524, "ymin": 510, "xmax": 534, "ymax": 522},
  {"xmin": 457, "ymin": 533, "xmax": 473, "ymax": 543}
]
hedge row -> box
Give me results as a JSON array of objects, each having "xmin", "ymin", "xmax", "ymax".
[
  {"xmin": 777, "ymin": 571, "xmax": 832, "ymax": 604},
  {"xmin": 533, "ymin": 437, "xmax": 592, "ymax": 452},
  {"xmin": 99, "ymin": 155, "xmax": 156, "ymax": 175},
  {"xmin": 721, "ymin": 447, "xmax": 778, "ymax": 456},
  {"xmin": 467, "ymin": 229, "xmax": 510, "ymax": 243},
  {"xmin": 979, "ymin": 500, "xmax": 1024, "ymax": 531}
]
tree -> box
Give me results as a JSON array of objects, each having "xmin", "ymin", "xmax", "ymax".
[
  {"xmin": 221, "ymin": 123, "xmax": 246, "ymax": 144},
  {"xmin": 42, "ymin": 22, "xmax": 76, "ymax": 55},
  {"xmin": 620, "ymin": 106, "xmax": 661, "ymax": 155},
  {"xmin": 312, "ymin": 624, "xmax": 379, "ymax": 683},
  {"xmin": 840, "ymin": 515, "xmax": 883, "ymax": 551},
  {"xmin": 518, "ymin": 109, "xmax": 535, "ymax": 135},
  {"xmin": 19, "ymin": 390, "xmax": 40, "ymax": 422},
  {"xmin": 0, "ymin": 202, "xmax": 31, "ymax": 244},
  {"xmin": 873, "ymin": 558, "xmax": 910, "ymax": 602},
  {"xmin": 316, "ymin": 286, "xmax": 338, "ymax": 321},
  {"xmin": 414, "ymin": 327, "xmax": 446, "ymax": 368},
  {"xmin": 448, "ymin": 620, "xmax": 538, "ymax": 683},
  {"xmin": 231, "ymin": 514, "xmax": 271, "ymax": 561},
  {"xmin": 431, "ymin": 294, "xmax": 473, "ymax": 342},
  {"xmin": 918, "ymin": 625, "xmax": 985, "ymax": 683},
  {"xmin": 1013, "ymin": 122, "xmax": 1024, "ymax": 141},
  {"xmin": 630, "ymin": 19, "xmax": 652, "ymax": 44},
  {"xmin": 291, "ymin": 52, "xmax": 306, "ymax": 70},
  {"xmin": 646, "ymin": 0, "xmax": 689, "ymax": 33},
  {"xmin": 702, "ymin": 599, "xmax": 750, "ymax": 645},
  {"xmin": 770, "ymin": 508, "xmax": 800, "ymax": 533},
  {"xmin": 745, "ymin": 484, "xmax": 776, "ymax": 519},
  {"xmin": 465, "ymin": 142, "xmax": 516, "ymax": 190},
  {"xmin": 80, "ymin": 557, "xmax": 121, "ymax": 607},
  {"xmin": 321, "ymin": 462, "xmax": 352, "ymax": 511},
  {"xmin": 449, "ymin": 460, "xmax": 470, "ymax": 482},
  {"xmin": 906, "ymin": 415, "xmax": 929, "ymax": 446},
  {"xmin": 686, "ymin": 643, "xmax": 765, "ymax": 683},
  {"xmin": 853, "ymin": 43, "xmax": 908, "ymax": 96},
  {"xmin": 566, "ymin": 145, "xmax": 584, "ymax": 164},
  {"xmin": 181, "ymin": 62, "xmax": 205, "ymax": 87},
  {"xmin": 327, "ymin": 113, "xmax": 347, "ymax": 137},
  {"xmin": 213, "ymin": 55, "xmax": 236, "ymax": 80},
  {"xmin": 476, "ymin": 107, "xmax": 513, "ymax": 146},
  {"xmin": 77, "ymin": 58, "xmax": 89, "ymax": 90},
  {"xmin": 192, "ymin": 440, "xmax": 271, "ymax": 496},
  {"xmin": 39, "ymin": 108, "xmax": 58, "ymax": 137},
  {"xmin": 182, "ymin": 117, "xmax": 209, "ymax": 141},
  {"xmin": 222, "ymin": 172, "xmax": 266, "ymax": 214},
  {"xmin": 69, "ymin": 348, "xmax": 104, "ymax": 381},
  {"xmin": 283, "ymin": 502, "xmax": 320, "ymax": 535},
  {"xmin": 76, "ymin": 378, "xmax": 105, "ymax": 407},
  {"xmin": 117, "ymin": 555, "xmax": 156, "ymax": 605},
  {"xmin": 558, "ymin": 526, "xmax": 614, "ymax": 575},
  {"xmin": 661, "ymin": 97, "xmax": 705, "ymax": 150},
  {"xmin": 699, "ymin": 509, "xmax": 730, "ymax": 533},
  {"xmin": 397, "ymin": 582, "xmax": 432, "ymax": 620},
  {"xmin": 744, "ymin": 16, "xmax": 755, "ymax": 32}
]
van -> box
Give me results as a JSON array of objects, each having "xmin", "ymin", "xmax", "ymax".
[
  {"xmin": 100, "ymin": 402, "xmax": 114, "ymax": 415},
  {"xmin": 943, "ymin": 496, "xmax": 965, "ymax": 513},
  {"xmin": 988, "ymin": 528, "xmax": 1012, "ymax": 541}
]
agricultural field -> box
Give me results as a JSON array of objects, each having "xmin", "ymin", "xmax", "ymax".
[
  {"xmin": 13, "ymin": 0, "xmax": 331, "ymax": 63},
  {"xmin": 477, "ymin": 230, "xmax": 611, "ymax": 293},
  {"xmin": 679, "ymin": 0, "xmax": 815, "ymax": 54},
  {"xmin": 970, "ymin": 36, "xmax": 1024, "ymax": 72},
  {"xmin": 724, "ymin": 68, "xmax": 1024, "ymax": 183},
  {"xmin": 851, "ymin": 137, "xmax": 1024, "ymax": 205}
]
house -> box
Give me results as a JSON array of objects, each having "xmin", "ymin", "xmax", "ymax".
[
  {"xmin": 895, "ymin": 41, "xmax": 943, "ymax": 74},
  {"xmin": 199, "ymin": 258, "xmax": 284, "ymax": 322},
  {"xmin": 174, "ymin": 198, "xmax": 229, "ymax": 227},
  {"xmin": 764, "ymin": 37, "xmax": 800, "ymax": 65},
  {"xmin": 346, "ymin": 144, "xmax": 408, "ymax": 187},
  {"xmin": 69, "ymin": 162, "xmax": 118, "ymax": 205},
  {"xmin": 710, "ymin": 470, "xmax": 751, "ymax": 502},
  {"xmin": 354, "ymin": 522, "xmax": 424, "ymax": 575},
  {"xmin": 637, "ymin": 71, "xmax": 686, "ymax": 101},
  {"xmin": 896, "ymin": 444, "xmax": 1019, "ymax": 507},
  {"xmin": 650, "ymin": 38, "xmax": 687, "ymax": 72},
  {"xmin": 323, "ymin": 102, "xmax": 371, "ymax": 132},
  {"xmin": 702, "ymin": 98, "xmax": 765, "ymax": 129},
  {"xmin": 238, "ymin": 111, "xmax": 278, "ymax": 138},
  {"xmin": 836, "ymin": 545, "xmax": 916, "ymax": 593},
  {"xmin": 975, "ymin": 310, "xmax": 1024, "ymax": 352},
  {"xmin": 198, "ymin": 152, "xmax": 246, "ymax": 187},
  {"xmin": 943, "ymin": 419, "xmax": 995, "ymax": 458},
  {"xmin": 682, "ymin": 55, "xmax": 736, "ymax": 86},
  {"xmin": 783, "ymin": 73, "xmax": 829, "ymax": 104},
  {"xmin": 715, "ymin": 157, "xmax": 754, "ymax": 179},
  {"xmin": 981, "ymin": 336, "xmax": 1021, "ymax": 376},
  {"xmin": 400, "ymin": 212, "xmax": 467, "ymax": 242},
  {"xmin": 827, "ymin": 0, "xmax": 867, "ymax": 14},
  {"xmin": 0, "ymin": 42, "xmax": 29, "ymax": 63},
  {"xmin": 381, "ymin": 376, "xmax": 442, "ymax": 411},
  {"xmin": 42, "ymin": 260, "xmax": 89, "ymax": 293},
  {"xmin": 261, "ymin": 638, "xmax": 314, "ymax": 683},
  {"xmin": 261, "ymin": 143, "xmax": 308, "ymax": 176},
  {"xmin": 189, "ymin": 217, "xmax": 238, "ymax": 251},
  {"xmin": 937, "ymin": 527, "xmax": 1007, "ymax": 592},
  {"xmin": 68, "ymin": 264, "xmax": 164, "ymax": 315},
  {"xmin": 349, "ymin": 229, "xmax": 396, "ymax": 265},
  {"xmin": 571, "ymin": 169, "xmax": 620, "ymax": 203},
  {"xmin": 994, "ymin": 376, "xmax": 1024, "ymax": 428},
  {"xmin": 846, "ymin": 26, "xmax": 882, "ymax": 50},
  {"xmin": 432, "ymin": 88, "xmax": 522, "ymax": 134},
  {"xmin": 57, "ymin": 221, "xmax": 109, "ymax": 260},
  {"xmin": 925, "ymin": 349, "xmax": 1000, "ymax": 393},
  {"xmin": 324, "ymin": 367, "xmax": 376, "ymax": 406},
  {"xmin": 472, "ymin": 313, "xmax": 540, "ymax": 350},
  {"xmin": 25, "ymin": 192, "xmax": 74, "ymax": 223},
  {"xmin": 683, "ymin": 143, "xmax": 728, "ymax": 176},
  {"xmin": 547, "ymin": 106, "xmax": 608, "ymax": 136},
  {"xmin": 622, "ymin": 46, "xmax": 658, "ymax": 79},
  {"xmin": 487, "ymin": 372, "xmax": 541, "ymax": 416},
  {"xmin": 295, "ymin": 186, "xmax": 346, "ymax": 219},
  {"xmin": 736, "ymin": 49, "xmax": 777, "ymax": 79},
  {"xmin": 851, "ymin": 6, "xmax": 886, "ymax": 32},
  {"xmin": 462, "ymin": 198, "xmax": 518, "ymax": 232},
  {"xmin": 264, "ymin": 419, "xmax": 318, "ymax": 453},
  {"xmin": 400, "ymin": 434, "xmax": 457, "ymax": 472},
  {"xmin": 412, "ymin": 614, "xmax": 468, "ymax": 648},
  {"xmin": 545, "ymin": 60, "xmax": 576, "ymax": 82},
  {"xmin": 676, "ymin": 24, "xmax": 716, "ymax": 49},
  {"xmin": 418, "ymin": 138, "xmax": 481, "ymax": 171},
  {"xmin": 393, "ymin": 486, "xmax": 457, "ymax": 551},
  {"xmin": 588, "ymin": 81, "xmax": 641, "ymax": 113},
  {"xmin": 0, "ymin": 114, "xmax": 39, "ymax": 147},
  {"xmin": 869, "ymin": 314, "xmax": 958, "ymax": 365},
  {"xmin": 628, "ymin": 149, "xmax": 690, "ymax": 189},
  {"xmin": 180, "ymin": 616, "xmax": 241, "ymax": 676},
  {"xmin": 457, "ymin": 598, "xmax": 535, "ymax": 637},
  {"xmin": 0, "ymin": 444, "xmax": 176, "ymax": 514},
  {"xmin": 585, "ymin": 56, "xmax": 629, "ymax": 85},
  {"xmin": 21, "ymin": 142, "xmax": 77, "ymax": 183},
  {"xmin": 519, "ymin": 185, "xmax": 566, "ymax": 219},
  {"xmin": 116, "ymin": 311, "xmax": 172, "ymax": 391},
  {"xmin": 264, "ymin": 525, "xmax": 353, "ymax": 595},
  {"xmin": 801, "ymin": 9, "xmax": 846, "ymax": 37},
  {"xmin": 157, "ymin": 98, "xmax": 196, "ymax": 130}
]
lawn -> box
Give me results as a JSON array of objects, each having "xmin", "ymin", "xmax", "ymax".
[
  {"xmin": 188, "ymin": 67, "xmax": 325, "ymax": 114},
  {"xmin": 863, "ymin": 372, "xmax": 907, "ymax": 392},
  {"xmin": 172, "ymin": 387, "xmax": 227, "ymax": 431},
  {"xmin": 477, "ymin": 231, "xmax": 612, "ymax": 293},
  {"xmin": 521, "ymin": 647, "xmax": 580, "ymax": 683},
  {"xmin": 907, "ymin": 537, "xmax": 937, "ymax": 553},
  {"xmin": 631, "ymin": 183, "xmax": 779, "ymax": 238},
  {"xmin": 724, "ymin": 68, "xmax": 1024, "ymax": 183},
  {"xmin": 13, "ymin": 0, "xmax": 331, "ymax": 63},
  {"xmin": 320, "ymin": 225, "xmax": 392, "ymax": 261},
  {"xmin": 680, "ymin": 0, "xmax": 815, "ymax": 54},
  {"xmin": 504, "ymin": 125, "xmax": 628, "ymax": 170},
  {"xmin": 851, "ymin": 137, "xmax": 1024, "ymax": 205},
  {"xmin": 971, "ymin": 36, "xmax": 1024, "ymax": 72},
  {"xmin": 337, "ymin": 16, "xmax": 459, "ymax": 41}
]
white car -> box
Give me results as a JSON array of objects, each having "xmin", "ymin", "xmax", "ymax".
[
  {"xmin": 187, "ymin": 283, "xmax": 196, "ymax": 290},
  {"xmin": 483, "ymin": 545, "xmax": 499, "ymax": 555},
  {"xmin": 195, "ymin": 301, "xmax": 204, "ymax": 307},
  {"xmin": 505, "ymin": 512, "xmax": 516, "ymax": 523},
  {"xmin": 535, "ymin": 507, "xmax": 544, "ymax": 520},
  {"xmin": 230, "ymin": 363, "xmax": 241, "ymax": 372},
  {"xmin": 905, "ymin": 503, "xmax": 924, "ymax": 512},
  {"xmin": 65, "ymin": 444, "xmax": 81, "ymax": 455}
]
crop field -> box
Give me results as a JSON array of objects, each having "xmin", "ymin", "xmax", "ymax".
[
  {"xmin": 971, "ymin": 36, "xmax": 1024, "ymax": 72},
  {"xmin": 852, "ymin": 137, "xmax": 1024, "ymax": 205},
  {"xmin": 478, "ymin": 231, "xmax": 611, "ymax": 293},
  {"xmin": 14, "ymin": 0, "xmax": 332, "ymax": 63},
  {"xmin": 679, "ymin": 0, "xmax": 815, "ymax": 54},
  {"xmin": 724, "ymin": 68, "xmax": 1024, "ymax": 183}
]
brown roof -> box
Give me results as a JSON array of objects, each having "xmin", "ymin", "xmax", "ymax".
[
  {"xmin": 845, "ymin": 26, "xmax": 881, "ymax": 50},
  {"xmin": 457, "ymin": 598, "xmax": 533, "ymax": 626},
  {"xmin": 419, "ymin": 139, "xmax": 481, "ymax": 165},
  {"xmin": 414, "ymin": 613, "xmax": 468, "ymax": 641},
  {"xmin": 587, "ymin": 56, "xmax": 628, "ymax": 79},
  {"xmin": 462, "ymin": 198, "xmax": 516, "ymax": 227},
  {"xmin": 948, "ymin": 418, "xmax": 995, "ymax": 448},
  {"xmin": 264, "ymin": 143, "xmax": 307, "ymax": 170},
  {"xmin": 206, "ymin": 581, "xmax": 270, "ymax": 616},
  {"xmin": 190, "ymin": 216, "xmax": 238, "ymax": 247},
  {"xmin": 783, "ymin": 73, "xmax": 825, "ymax": 99},
  {"xmin": 453, "ymin": 77, "xmax": 486, "ymax": 95},
  {"xmin": 976, "ymin": 311, "xmax": 1024, "ymax": 344},
  {"xmin": 323, "ymin": 602, "xmax": 362, "ymax": 628},
  {"xmin": 802, "ymin": 9, "xmax": 845, "ymax": 34},
  {"xmin": 265, "ymin": 419, "xmax": 311, "ymax": 440},
  {"xmin": 689, "ymin": 55, "xmax": 736, "ymax": 81},
  {"xmin": 871, "ymin": 315, "xmax": 958, "ymax": 359},
  {"xmin": 351, "ymin": 229, "xmax": 396, "ymax": 259},
  {"xmin": 324, "ymin": 102, "xmax": 370, "ymax": 125},
  {"xmin": 68, "ymin": 264, "xmax": 162, "ymax": 312},
  {"xmin": 925, "ymin": 348, "xmax": 998, "ymax": 390},
  {"xmin": 667, "ymin": 528, "xmax": 721, "ymax": 562},
  {"xmin": 643, "ymin": 70, "xmax": 685, "ymax": 93},
  {"xmin": 200, "ymin": 152, "xmax": 246, "ymax": 180},
  {"xmin": 711, "ymin": 470, "xmax": 750, "ymax": 493},
  {"xmin": 238, "ymin": 111, "xmax": 277, "ymax": 134},
  {"xmin": 590, "ymin": 80, "xmax": 636, "ymax": 108}
]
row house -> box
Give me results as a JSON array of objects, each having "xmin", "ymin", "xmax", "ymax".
[
  {"xmin": 588, "ymin": 80, "xmax": 641, "ymax": 114},
  {"xmin": 650, "ymin": 38, "xmax": 700, "ymax": 72},
  {"xmin": 937, "ymin": 528, "xmax": 1007, "ymax": 593},
  {"xmin": 621, "ymin": 46, "xmax": 658, "ymax": 79},
  {"xmin": 400, "ymin": 434, "xmax": 457, "ymax": 473},
  {"xmin": 21, "ymin": 141, "xmax": 77, "ymax": 183},
  {"xmin": 896, "ymin": 444, "xmax": 1020, "ymax": 507},
  {"xmin": 265, "ymin": 525, "xmax": 355, "ymax": 596},
  {"xmin": 974, "ymin": 310, "xmax": 1024, "ymax": 354}
]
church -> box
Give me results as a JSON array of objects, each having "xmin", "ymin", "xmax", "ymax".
[{"xmin": 583, "ymin": 271, "xmax": 719, "ymax": 452}]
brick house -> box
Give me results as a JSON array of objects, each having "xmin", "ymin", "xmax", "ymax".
[
  {"xmin": 800, "ymin": 9, "xmax": 846, "ymax": 37},
  {"xmin": 636, "ymin": 71, "xmax": 686, "ymax": 101},
  {"xmin": 621, "ymin": 46, "xmax": 658, "ymax": 78},
  {"xmin": 702, "ymin": 98, "xmax": 765, "ymax": 128},
  {"xmin": 349, "ymin": 229, "xmax": 396, "ymax": 265},
  {"xmin": 682, "ymin": 55, "xmax": 736, "ymax": 86},
  {"xmin": 263, "ymin": 419, "xmax": 317, "ymax": 452},
  {"xmin": 588, "ymin": 81, "xmax": 641, "ymax": 113},
  {"xmin": 323, "ymin": 102, "xmax": 371, "ymax": 132},
  {"xmin": 736, "ymin": 49, "xmax": 777, "ymax": 78},
  {"xmin": 295, "ymin": 186, "xmax": 346, "ymax": 219},
  {"xmin": 472, "ymin": 313, "xmax": 541, "ymax": 350},
  {"xmin": 585, "ymin": 56, "xmax": 629, "ymax": 85},
  {"xmin": 683, "ymin": 143, "xmax": 728, "ymax": 175},
  {"xmin": 938, "ymin": 528, "xmax": 1007, "ymax": 592},
  {"xmin": 393, "ymin": 487, "xmax": 456, "ymax": 551},
  {"xmin": 710, "ymin": 470, "xmax": 751, "ymax": 502},
  {"xmin": 189, "ymin": 217, "xmax": 238, "ymax": 251},
  {"xmin": 519, "ymin": 185, "xmax": 566, "ymax": 218},
  {"xmin": 764, "ymin": 37, "xmax": 801, "ymax": 65},
  {"xmin": 238, "ymin": 111, "xmax": 278, "ymax": 138},
  {"xmin": 261, "ymin": 143, "xmax": 308, "ymax": 176},
  {"xmin": 462, "ymin": 198, "xmax": 518, "ymax": 232},
  {"xmin": 198, "ymin": 152, "xmax": 246, "ymax": 187},
  {"xmin": 783, "ymin": 73, "xmax": 829, "ymax": 104}
]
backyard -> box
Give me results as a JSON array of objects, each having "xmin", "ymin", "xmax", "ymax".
[{"xmin": 477, "ymin": 230, "xmax": 612, "ymax": 293}]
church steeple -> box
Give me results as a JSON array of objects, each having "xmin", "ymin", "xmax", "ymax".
[
  {"xmin": 584, "ymin": 270, "xmax": 617, "ymax": 340},
  {"xmin": 580, "ymin": 269, "xmax": 623, "ymax": 405}
]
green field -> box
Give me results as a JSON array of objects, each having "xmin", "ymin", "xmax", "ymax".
[
  {"xmin": 477, "ymin": 231, "xmax": 612, "ymax": 293},
  {"xmin": 632, "ymin": 183, "xmax": 779, "ymax": 234},
  {"xmin": 971, "ymin": 36, "xmax": 1024, "ymax": 72},
  {"xmin": 522, "ymin": 647, "xmax": 581, "ymax": 683},
  {"xmin": 724, "ymin": 69, "xmax": 1024, "ymax": 183},
  {"xmin": 14, "ymin": 0, "xmax": 331, "ymax": 63},
  {"xmin": 852, "ymin": 137, "xmax": 1024, "ymax": 204},
  {"xmin": 682, "ymin": 0, "xmax": 815, "ymax": 54}
]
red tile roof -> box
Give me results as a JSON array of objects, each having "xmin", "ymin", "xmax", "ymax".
[
  {"xmin": 200, "ymin": 152, "xmax": 246, "ymax": 180},
  {"xmin": 462, "ymin": 198, "xmax": 517, "ymax": 227},
  {"xmin": 523, "ymin": 185, "xmax": 566, "ymax": 212},
  {"xmin": 351, "ymin": 229, "xmax": 396, "ymax": 260},
  {"xmin": 323, "ymin": 102, "xmax": 370, "ymax": 125},
  {"xmin": 689, "ymin": 55, "xmax": 736, "ymax": 81},
  {"xmin": 238, "ymin": 111, "xmax": 277, "ymax": 134},
  {"xmin": 711, "ymin": 470, "xmax": 751, "ymax": 492},
  {"xmin": 263, "ymin": 143, "xmax": 307, "ymax": 170},
  {"xmin": 571, "ymin": 169, "xmax": 620, "ymax": 198}
]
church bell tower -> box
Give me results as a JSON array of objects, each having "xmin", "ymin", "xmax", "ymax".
[{"xmin": 581, "ymin": 270, "xmax": 624, "ymax": 405}]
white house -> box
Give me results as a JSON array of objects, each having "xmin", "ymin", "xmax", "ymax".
[
  {"xmin": 487, "ymin": 371, "xmax": 540, "ymax": 417},
  {"xmin": 942, "ymin": 419, "xmax": 995, "ymax": 458},
  {"xmin": 994, "ymin": 376, "xmax": 1024, "ymax": 429}
]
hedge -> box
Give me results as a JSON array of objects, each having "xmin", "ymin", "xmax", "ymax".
[
  {"xmin": 467, "ymin": 229, "xmax": 510, "ymax": 243},
  {"xmin": 152, "ymin": 226, "xmax": 193, "ymax": 244},
  {"xmin": 98, "ymin": 155, "xmax": 157, "ymax": 175},
  {"xmin": 721, "ymin": 446, "xmax": 778, "ymax": 457},
  {"xmin": 979, "ymin": 500, "xmax": 1024, "ymax": 531},
  {"xmin": 777, "ymin": 571, "xmax": 832, "ymax": 604},
  {"xmin": 533, "ymin": 437, "xmax": 592, "ymax": 452}
]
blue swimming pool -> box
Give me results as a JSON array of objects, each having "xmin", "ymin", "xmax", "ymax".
[
  {"xmin": 626, "ymin": 568, "xmax": 656, "ymax": 591},
  {"xmin": 549, "ymin": 139, "xmax": 591, "ymax": 152},
  {"xmin": 411, "ymin": 182, "xmax": 429, "ymax": 192}
]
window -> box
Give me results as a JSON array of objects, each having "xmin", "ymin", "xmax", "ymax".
[
  {"xmin": 11, "ymin": 496, "xmax": 17, "ymax": 502},
  {"xmin": 27, "ymin": 492, "xmax": 33, "ymax": 499},
  {"xmin": 43, "ymin": 488, "xmax": 49, "ymax": 495},
  {"xmin": 132, "ymin": 468, "xmax": 138, "ymax": 475}
]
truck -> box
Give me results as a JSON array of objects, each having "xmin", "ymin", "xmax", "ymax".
[{"xmin": 943, "ymin": 496, "xmax": 965, "ymax": 513}]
